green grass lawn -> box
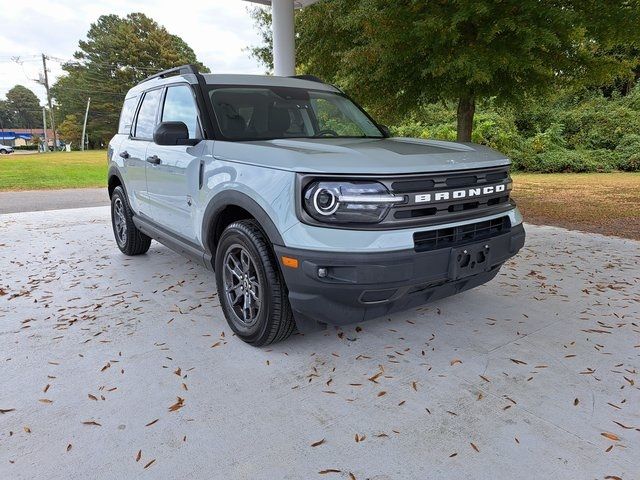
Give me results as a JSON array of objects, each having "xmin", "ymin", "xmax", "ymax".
[
  {"xmin": 1, "ymin": 151, "xmax": 638, "ymax": 239},
  {"xmin": 511, "ymin": 172, "xmax": 640, "ymax": 239},
  {"xmin": 0, "ymin": 151, "xmax": 107, "ymax": 191}
]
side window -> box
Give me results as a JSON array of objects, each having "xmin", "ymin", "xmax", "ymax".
[
  {"xmin": 134, "ymin": 89, "xmax": 162, "ymax": 139},
  {"xmin": 162, "ymin": 85, "xmax": 200, "ymax": 138},
  {"xmin": 118, "ymin": 96, "xmax": 138, "ymax": 134}
]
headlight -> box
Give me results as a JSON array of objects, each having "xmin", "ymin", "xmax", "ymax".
[{"xmin": 303, "ymin": 180, "xmax": 405, "ymax": 224}]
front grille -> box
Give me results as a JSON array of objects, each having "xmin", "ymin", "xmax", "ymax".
[
  {"xmin": 382, "ymin": 166, "xmax": 513, "ymax": 228},
  {"xmin": 413, "ymin": 216, "xmax": 510, "ymax": 252}
]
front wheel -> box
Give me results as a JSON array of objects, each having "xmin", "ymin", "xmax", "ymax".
[
  {"xmin": 215, "ymin": 220, "xmax": 295, "ymax": 346},
  {"xmin": 110, "ymin": 186, "xmax": 151, "ymax": 256}
]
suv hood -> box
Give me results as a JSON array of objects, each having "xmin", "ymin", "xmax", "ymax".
[{"xmin": 213, "ymin": 137, "xmax": 510, "ymax": 175}]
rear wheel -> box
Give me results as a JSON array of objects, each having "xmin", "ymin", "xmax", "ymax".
[
  {"xmin": 110, "ymin": 186, "xmax": 151, "ymax": 255},
  {"xmin": 215, "ymin": 220, "xmax": 295, "ymax": 346}
]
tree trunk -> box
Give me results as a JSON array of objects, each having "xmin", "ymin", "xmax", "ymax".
[{"xmin": 456, "ymin": 94, "xmax": 475, "ymax": 142}]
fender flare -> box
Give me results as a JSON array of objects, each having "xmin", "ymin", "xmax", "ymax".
[
  {"xmin": 201, "ymin": 190, "xmax": 284, "ymax": 256},
  {"xmin": 107, "ymin": 165, "xmax": 127, "ymax": 199}
]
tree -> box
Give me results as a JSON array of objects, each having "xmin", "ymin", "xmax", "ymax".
[
  {"xmin": 58, "ymin": 114, "xmax": 83, "ymax": 147},
  {"xmin": 52, "ymin": 13, "xmax": 208, "ymax": 147},
  {"xmin": 0, "ymin": 100, "xmax": 15, "ymax": 130},
  {"xmin": 5, "ymin": 85, "xmax": 41, "ymax": 129},
  {"xmin": 250, "ymin": 1, "xmax": 640, "ymax": 141}
]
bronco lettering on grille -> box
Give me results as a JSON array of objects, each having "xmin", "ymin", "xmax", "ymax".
[{"xmin": 414, "ymin": 184, "xmax": 506, "ymax": 203}]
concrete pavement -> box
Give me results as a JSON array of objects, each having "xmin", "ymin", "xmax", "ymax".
[{"xmin": 0, "ymin": 207, "xmax": 638, "ymax": 479}]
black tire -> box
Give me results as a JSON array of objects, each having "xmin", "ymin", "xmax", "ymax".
[
  {"xmin": 0, "ymin": 149, "xmax": 7, "ymax": 154},
  {"xmin": 110, "ymin": 186, "xmax": 151, "ymax": 256},
  {"xmin": 215, "ymin": 220, "xmax": 295, "ymax": 346}
]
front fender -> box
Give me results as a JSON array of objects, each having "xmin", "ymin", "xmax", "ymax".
[{"xmin": 201, "ymin": 190, "xmax": 286, "ymax": 256}]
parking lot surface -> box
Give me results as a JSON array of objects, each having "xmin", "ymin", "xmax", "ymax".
[{"xmin": 1, "ymin": 207, "xmax": 638, "ymax": 480}]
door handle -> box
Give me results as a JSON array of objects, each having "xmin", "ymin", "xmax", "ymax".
[
  {"xmin": 146, "ymin": 155, "xmax": 161, "ymax": 165},
  {"xmin": 119, "ymin": 150, "xmax": 130, "ymax": 159}
]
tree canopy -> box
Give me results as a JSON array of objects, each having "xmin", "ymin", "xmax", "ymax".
[
  {"xmin": 0, "ymin": 85, "xmax": 42, "ymax": 129},
  {"xmin": 52, "ymin": 13, "xmax": 208, "ymax": 146},
  {"xmin": 250, "ymin": 0, "xmax": 640, "ymax": 141}
]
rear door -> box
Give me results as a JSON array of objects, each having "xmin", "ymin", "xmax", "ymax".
[
  {"xmin": 121, "ymin": 88, "xmax": 163, "ymax": 216},
  {"xmin": 145, "ymin": 83, "xmax": 203, "ymax": 242}
]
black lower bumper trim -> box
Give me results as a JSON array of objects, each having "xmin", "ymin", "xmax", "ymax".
[{"xmin": 275, "ymin": 223, "xmax": 525, "ymax": 328}]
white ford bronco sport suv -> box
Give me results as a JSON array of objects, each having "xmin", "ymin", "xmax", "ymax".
[{"xmin": 108, "ymin": 65, "xmax": 525, "ymax": 346}]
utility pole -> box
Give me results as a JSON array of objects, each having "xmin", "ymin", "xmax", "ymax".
[
  {"xmin": 41, "ymin": 54, "xmax": 57, "ymax": 151},
  {"xmin": 81, "ymin": 97, "xmax": 90, "ymax": 151},
  {"xmin": 42, "ymin": 107, "xmax": 48, "ymax": 153}
]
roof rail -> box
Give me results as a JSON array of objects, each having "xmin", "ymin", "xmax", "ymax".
[
  {"xmin": 140, "ymin": 64, "xmax": 200, "ymax": 84},
  {"xmin": 289, "ymin": 74, "xmax": 325, "ymax": 83}
]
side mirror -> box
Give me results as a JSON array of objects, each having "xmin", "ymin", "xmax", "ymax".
[
  {"xmin": 378, "ymin": 124, "xmax": 391, "ymax": 137},
  {"xmin": 153, "ymin": 121, "xmax": 199, "ymax": 146}
]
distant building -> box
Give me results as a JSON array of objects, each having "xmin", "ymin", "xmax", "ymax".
[{"xmin": 0, "ymin": 128, "xmax": 57, "ymax": 147}]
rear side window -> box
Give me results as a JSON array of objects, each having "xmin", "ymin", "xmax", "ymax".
[
  {"xmin": 134, "ymin": 89, "xmax": 162, "ymax": 139},
  {"xmin": 162, "ymin": 85, "xmax": 200, "ymax": 138},
  {"xmin": 118, "ymin": 96, "xmax": 138, "ymax": 134}
]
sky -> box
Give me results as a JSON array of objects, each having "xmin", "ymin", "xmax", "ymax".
[{"xmin": 0, "ymin": 0, "xmax": 266, "ymax": 104}]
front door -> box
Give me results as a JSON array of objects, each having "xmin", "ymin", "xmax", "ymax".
[{"xmin": 145, "ymin": 84, "xmax": 203, "ymax": 242}]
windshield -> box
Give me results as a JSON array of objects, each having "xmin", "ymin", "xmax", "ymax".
[{"xmin": 208, "ymin": 86, "xmax": 384, "ymax": 141}]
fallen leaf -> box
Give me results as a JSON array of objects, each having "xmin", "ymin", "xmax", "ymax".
[
  {"xmin": 145, "ymin": 419, "xmax": 159, "ymax": 427},
  {"xmin": 319, "ymin": 469, "xmax": 341, "ymax": 475},
  {"xmin": 510, "ymin": 358, "xmax": 527, "ymax": 365},
  {"xmin": 601, "ymin": 432, "xmax": 620, "ymax": 441},
  {"xmin": 377, "ymin": 391, "xmax": 387, "ymax": 397},
  {"xmin": 1, "ymin": 408, "xmax": 16, "ymax": 414},
  {"xmin": 573, "ymin": 398, "xmax": 579, "ymax": 406},
  {"xmin": 82, "ymin": 421, "xmax": 101, "ymax": 426},
  {"xmin": 311, "ymin": 438, "xmax": 325, "ymax": 447},
  {"xmin": 450, "ymin": 359, "xmax": 463, "ymax": 366},
  {"xmin": 88, "ymin": 394, "xmax": 98, "ymax": 401},
  {"xmin": 470, "ymin": 442, "xmax": 480, "ymax": 452},
  {"xmin": 38, "ymin": 399, "xmax": 53, "ymax": 404},
  {"xmin": 612, "ymin": 421, "xmax": 634, "ymax": 430},
  {"xmin": 66, "ymin": 444, "xmax": 72, "ymax": 452},
  {"xmin": 168, "ymin": 397, "xmax": 185, "ymax": 412},
  {"xmin": 143, "ymin": 459, "xmax": 155, "ymax": 469},
  {"xmin": 136, "ymin": 450, "xmax": 142, "ymax": 462}
]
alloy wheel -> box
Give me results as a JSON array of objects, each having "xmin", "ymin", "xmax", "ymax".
[
  {"xmin": 222, "ymin": 244, "xmax": 262, "ymax": 329},
  {"xmin": 113, "ymin": 197, "xmax": 127, "ymax": 245}
]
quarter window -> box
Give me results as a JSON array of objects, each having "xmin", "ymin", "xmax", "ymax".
[
  {"xmin": 134, "ymin": 89, "xmax": 162, "ymax": 139},
  {"xmin": 118, "ymin": 96, "xmax": 138, "ymax": 135},
  {"xmin": 162, "ymin": 85, "xmax": 200, "ymax": 138}
]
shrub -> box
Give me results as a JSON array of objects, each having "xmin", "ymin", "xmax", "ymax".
[
  {"xmin": 619, "ymin": 153, "xmax": 640, "ymax": 172},
  {"xmin": 390, "ymin": 85, "xmax": 640, "ymax": 173}
]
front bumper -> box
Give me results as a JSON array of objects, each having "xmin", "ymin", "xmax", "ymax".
[{"xmin": 275, "ymin": 223, "xmax": 525, "ymax": 328}]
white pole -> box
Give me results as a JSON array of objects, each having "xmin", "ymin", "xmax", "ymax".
[
  {"xmin": 272, "ymin": 0, "xmax": 295, "ymax": 76},
  {"xmin": 81, "ymin": 97, "xmax": 90, "ymax": 151},
  {"xmin": 42, "ymin": 107, "xmax": 48, "ymax": 154}
]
